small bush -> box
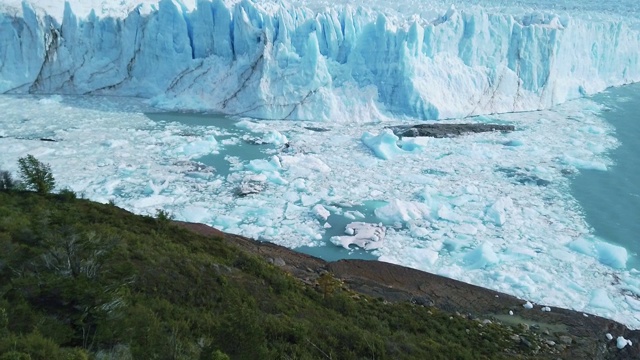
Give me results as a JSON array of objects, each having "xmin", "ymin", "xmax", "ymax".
[
  {"xmin": 0, "ymin": 351, "xmax": 32, "ymax": 360},
  {"xmin": 58, "ymin": 188, "xmax": 77, "ymax": 202},
  {"xmin": 155, "ymin": 209, "xmax": 174, "ymax": 230},
  {"xmin": 208, "ymin": 350, "xmax": 230, "ymax": 360},
  {"xmin": 17, "ymin": 155, "xmax": 55, "ymax": 194},
  {"xmin": 0, "ymin": 308, "xmax": 7, "ymax": 337},
  {"xmin": 317, "ymin": 273, "xmax": 341, "ymax": 299},
  {"xmin": 0, "ymin": 170, "xmax": 17, "ymax": 191}
]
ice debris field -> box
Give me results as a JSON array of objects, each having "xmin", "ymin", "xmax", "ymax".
[
  {"xmin": 2, "ymin": 93, "xmax": 640, "ymax": 329},
  {"xmin": 1, "ymin": 0, "xmax": 640, "ymax": 329}
]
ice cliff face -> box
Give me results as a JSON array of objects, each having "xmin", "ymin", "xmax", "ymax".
[{"xmin": 1, "ymin": 0, "xmax": 639, "ymax": 121}]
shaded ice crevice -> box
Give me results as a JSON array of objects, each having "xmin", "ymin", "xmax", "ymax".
[{"xmin": 2, "ymin": 0, "xmax": 640, "ymax": 120}]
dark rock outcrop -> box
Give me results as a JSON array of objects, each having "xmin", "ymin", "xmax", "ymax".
[{"xmin": 388, "ymin": 123, "xmax": 515, "ymax": 138}]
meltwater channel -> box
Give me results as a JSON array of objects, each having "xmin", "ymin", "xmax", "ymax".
[{"xmin": 571, "ymin": 83, "xmax": 640, "ymax": 270}]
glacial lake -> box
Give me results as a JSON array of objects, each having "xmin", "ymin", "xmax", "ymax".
[{"xmin": 571, "ymin": 83, "xmax": 640, "ymax": 270}]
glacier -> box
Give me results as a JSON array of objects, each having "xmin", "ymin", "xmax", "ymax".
[{"xmin": 1, "ymin": 0, "xmax": 640, "ymax": 120}]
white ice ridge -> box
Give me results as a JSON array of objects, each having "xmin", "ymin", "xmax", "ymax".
[{"xmin": 2, "ymin": 0, "xmax": 640, "ymax": 121}]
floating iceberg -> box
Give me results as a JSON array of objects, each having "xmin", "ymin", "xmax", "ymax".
[
  {"xmin": 330, "ymin": 222, "xmax": 386, "ymax": 250},
  {"xmin": 361, "ymin": 130, "xmax": 420, "ymax": 160}
]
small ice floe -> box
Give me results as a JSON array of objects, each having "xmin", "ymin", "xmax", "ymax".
[
  {"xmin": 568, "ymin": 237, "xmax": 628, "ymax": 269},
  {"xmin": 361, "ymin": 129, "xmax": 421, "ymax": 160},
  {"xmin": 261, "ymin": 130, "xmax": 288, "ymax": 146},
  {"xmin": 344, "ymin": 210, "xmax": 365, "ymax": 220},
  {"xmin": 485, "ymin": 196, "xmax": 513, "ymax": 226},
  {"xmin": 330, "ymin": 222, "xmax": 386, "ymax": 250},
  {"xmin": 616, "ymin": 336, "xmax": 632, "ymax": 349},
  {"xmin": 523, "ymin": 301, "xmax": 534, "ymax": 309},
  {"xmin": 588, "ymin": 289, "xmax": 616, "ymax": 311},
  {"xmin": 463, "ymin": 241, "xmax": 499, "ymax": 269},
  {"xmin": 313, "ymin": 204, "xmax": 331, "ymax": 221},
  {"xmin": 237, "ymin": 174, "xmax": 267, "ymax": 196},
  {"xmin": 175, "ymin": 135, "xmax": 218, "ymax": 157},
  {"xmin": 242, "ymin": 130, "xmax": 287, "ymax": 146},
  {"xmin": 541, "ymin": 306, "xmax": 551, "ymax": 312},
  {"xmin": 177, "ymin": 160, "xmax": 215, "ymax": 179}
]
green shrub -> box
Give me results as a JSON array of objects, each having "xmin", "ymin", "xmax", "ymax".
[
  {"xmin": 154, "ymin": 208, "xmax": 173, "ymax": 230},
  {"xmin": 0, "ymin": 351, "xmax": 32, "ymax": 360},
  {"xmin": 59, "ymin": 348, "xmax": 89, "ymax": 360},
  {"xmin": 0, "ymin": 308, "xmax": 7, "ymax": 338},
  {"xmin": 57, "ymin": 188, "xmax": 77, "ymax": 202},
  {"xmin": 0, "ymin": 333, "xmax": 61, "ymax": 360},
  {"xmin": 209, "ymin": 350, "xmax": 230, "ymax": 360},
  {"xmin": 17, "ymin": 155, "xmax": 55, "ymax": 194},
  {"xmin": 0, "ymin": 170, "xmax": 17, "ymax": 191}
]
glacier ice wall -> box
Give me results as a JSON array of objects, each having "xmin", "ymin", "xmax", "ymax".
[{"xmin": 1, "ymin": 0, "xmax": 639, "ymax": 121}]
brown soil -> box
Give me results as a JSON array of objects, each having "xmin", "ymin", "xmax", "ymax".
[{"xmin": 175, "ymin": 221, "xmax": 640, "ymax": 360}]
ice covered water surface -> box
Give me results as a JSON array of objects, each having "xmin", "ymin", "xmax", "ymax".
[{"xmin": 1, "ymin": 92, "xmax": 639, "ymax": 328}]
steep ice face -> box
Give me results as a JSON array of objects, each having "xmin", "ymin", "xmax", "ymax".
[{"xmin": 1, "ymin": 0, "xmax": 639, "ymax": 120}]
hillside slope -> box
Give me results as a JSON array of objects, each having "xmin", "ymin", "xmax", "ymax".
[{"xmin": 0, "ymin": 191, "xmax": 637, "ymax": 359}]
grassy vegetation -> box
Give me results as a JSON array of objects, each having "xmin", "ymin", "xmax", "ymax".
[{"xmin": 0, "ymin": 190, "xmax": 542, "ymax": 359}]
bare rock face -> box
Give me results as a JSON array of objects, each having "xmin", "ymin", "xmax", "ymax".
[{"xmin": 388, "ymin": 123, "xmax": 515, "ymax": 138}]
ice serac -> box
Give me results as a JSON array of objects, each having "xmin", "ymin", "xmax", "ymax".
[{"xmin": 1, "ymin": 0, "xmax": 640, "ymax": 120}]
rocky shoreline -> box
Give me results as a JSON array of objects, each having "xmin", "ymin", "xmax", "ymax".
[{"xmin": 176, "ymin": 221, "xmax": 639, "ymax": 360}]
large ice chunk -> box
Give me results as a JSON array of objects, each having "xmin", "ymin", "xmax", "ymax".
[
  {"xmin": 174, "ymin": 135, "xmax": 218, "ymax": 157},
  {"xmin": 589, "ymin": 289, "xmax": 616, "ymax": 311},
  {"xmin": 617, "ymin": 336, "xmax": 632, "ymax": 350},
  {"xmin": 361, "ymin": 130, "xmax": 403, "ymax": 160},
  {"xmin": 485, "ymin": 197, "xmax": 513, "ymax": 226},
  {"xmin": 568, "ymin": 237, "xmax": 628, "ymax": 269},
  {"xmin": 330, "ymin": 222, "xmax": 386, "ymax": 250},
  {"xmin": 312, "ymin": 204, "xmax": 331, "ymax": 221},
  {"xmin": 594, "ymin": 241, "xmax": 628, "ymax": 269},
  {"xmin": 464, "ymin": 241, "xmax": 499, "ymax": 269},
  {"xmin": 260, "ymin": 130, "xmax": 288, "ymax": 146},
  {"xmin": 374, "ymin": 199, "xmax": 433, "ymax": 225}
]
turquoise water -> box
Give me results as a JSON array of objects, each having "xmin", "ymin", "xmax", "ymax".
[
  {"xmin": 146, "ymin": 112, "xmax": 273, "ymax": 177},
  {"xmin": 295, "ymin": 201, "xmax": 384, "ymax": 261},
  {"xmin": 146, "ymin": 111, "xmax": 378, "ymax": 261},
  {"xmin": 572, "ymin": 83, "xmax": 640, "ymax": 270}
]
